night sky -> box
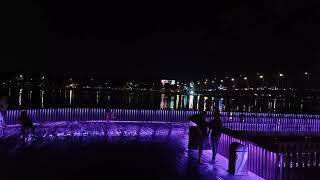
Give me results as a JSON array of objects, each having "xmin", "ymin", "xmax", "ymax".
[{"xmin": 2, "ymin": 1, "xmax": 320, "ymax": 79}]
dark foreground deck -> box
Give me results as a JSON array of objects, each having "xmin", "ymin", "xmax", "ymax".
[{"xmin": 0, "ymin": 122, "xmax": 262, "ymax": 180}]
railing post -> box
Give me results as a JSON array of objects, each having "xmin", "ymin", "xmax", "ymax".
[{"xmin": 277, "ymin": 153, "xmax": 283, "ymax": 180}]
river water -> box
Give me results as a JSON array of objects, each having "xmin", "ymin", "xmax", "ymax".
[{"xmin": 3, "ymin": 88, "xmax": 320, "ymax": 114}]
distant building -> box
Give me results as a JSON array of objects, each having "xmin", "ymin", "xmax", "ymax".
[
  {"xmin": 160, "ymin": 79, "xmax": 176, "ymax": 86},
  {"xmin": 160, "ymin": 79, "xmax": 176, "ymax": 92}
]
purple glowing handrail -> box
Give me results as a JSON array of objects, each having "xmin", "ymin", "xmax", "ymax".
[
  {"xmin": 4, "ymin": 108, "xmax": 320, "ymax": 126},
  {"xmin": 218, "ymin": 133, "xmax": 281, "ymax": 180}
]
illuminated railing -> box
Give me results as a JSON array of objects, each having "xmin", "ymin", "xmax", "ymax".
[
  {"xmin": 221, "ymin": 112, "xmax": 320, "ymax": 135},
  {"xmin": 5, "ymin": 109, "xmax": 320, "ymax": 127},
  {"xmin": 3, "ymin": 108, "xmax": 320, "ymax": 179},
  {"xmin": 277, "ymin": 142, "xmax": 320, "ymax": 180},
  {"xmin": 219, "ymin": 133, "xmax": 320, "ymax": 180},
  {"xmin": 218, "ymin": 133, "xmax": 281, "ymax": 180},
  {"xmin": 5, "ymin": 108, "xmax": 203, "ymax": 125}
]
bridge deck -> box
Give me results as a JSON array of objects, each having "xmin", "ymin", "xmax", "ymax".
[{"xmin": 0, "ymin": 122, "xmax": 262, "ymax": 180}]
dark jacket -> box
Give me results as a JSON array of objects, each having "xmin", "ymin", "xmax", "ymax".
[
  {"xmin": 209, "ymin": 118, "xmax": 223, "ymax": 137},
  {"xmin": 189, "ymin": 114, "xmax": 208, "ymax": 138},
  {"xmin": 19, "ymin": 115, "xmax": 33, "ymax": 126}
]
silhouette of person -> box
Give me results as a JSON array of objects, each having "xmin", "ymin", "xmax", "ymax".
[
  {"xmin": 189, "ymin": 111, "xmax": 209, "ymax": 163},
  {"xmin": 105, "ymin": 105, "xmax": 113, "ymax": 120},
  {"xmin": 18, "ymin": 110, "xmax": 35, "ymax": 141},
  {"xmin": 0, "ymin": 96, "xmax": 8, "ymax": 127},
  {"xmin": 208, "ymin": 110, "xmax": 223, "ymax": 162}
]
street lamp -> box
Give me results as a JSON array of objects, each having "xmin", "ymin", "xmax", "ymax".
[
  {"xmin": 304, "ymin": 72, "xmax": 310, "ymax": 89},
  {"xmin": 258, "ymin": 75, "xmax": 264, "ymax": 89},
  {"xmin": 279, "ymin": 73, "xmax": 284, "ymax": 89},
  {"xmin": 230, "ymin": 78, "xmax": 235, "ymax": 89},
  {"xmin": 243, "ymin": 77, "xmax": 248, "ymax": 88},
  {"xmin": 305, "ymin": 72, "xmax": 310, "ymax": 80}
]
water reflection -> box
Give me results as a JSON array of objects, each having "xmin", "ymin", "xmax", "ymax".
[
  {"xmin": 203, "ymin": 96, "xmax": 208, "ymax": 111},
  {"xmin": 68, "ymin": 90, "xmax": 74, "ymax": 105},
  {"xmin": 188, "ymin": 95, "xmax": 194, "ymax": 109},
  {"xmin": 196, "ymin": 95, "xmax": 200, "ymax": 110},
  {"xmin": 176, "ymin": 95, "xmax": 180, "ymax": 109},
  {"xmin": 29, "ymin": 90, "xmax": 32, "ymax": 100},
  {"xmin": 40, "ymin": 89, "xmax": 44, "ymax": 108},
  {"xmin": 96, "ymin": 91, "xmax": 99, "ymax": 104},
  {"xmin": 18, "ymin": 89, "xmax": 23, "ymax": 106},
  {"xmin": 8, "ymin": 88, "xmax": 11, "ymax": 97},
  {"xmin": 3, "ymin": 88, "xmax": 320, "ymax": 113},
  {"xmin": 217, "ymin": 98, "xmax": 221, "ymax": 111},
  {"xmin": 182, "ymin": 95, "xmax": 188, "ymax": 109},
  {"xmin": 160, "ymin": 94, "xmax": 167, "ymax": 109},
  {"xmin": 169, "ymin": 96, "xmax": 175, "ymax": 109},
  {"xmin": 125, "ymin": 94, "xmax": 132, "ymax": 105}
]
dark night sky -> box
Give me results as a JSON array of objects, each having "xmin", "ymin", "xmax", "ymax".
[{"xmin": 1, "ymin": 1, "xmax": 320, "ymax": 79}]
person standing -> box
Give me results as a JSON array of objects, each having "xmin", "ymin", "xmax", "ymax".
[
  {"xmin": 18, "ymin": 110, "xmax": 35, "ymax": 141},
  {"xmin": 209, "ymin": 110, "xmax": 223, "ymax": 162},
  {"xmin": 188, "ymin": 111, "xmax": 209, "ymax": 163},
  {"xmin": 105, "ymin": 105, "xmax": 113, "ymax": 120},
  {"xmin": 0, "ymin": 96, "xmax": 8, "ymax": 127}
]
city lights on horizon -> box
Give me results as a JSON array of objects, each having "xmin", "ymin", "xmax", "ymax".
[{"xmin": 0, "ymin": 72, "xmax": 317, "ymax": 92}]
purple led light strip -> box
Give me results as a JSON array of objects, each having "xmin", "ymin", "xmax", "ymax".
[{"xmin": 3, "ymin": 108, "xmax": 320, "ymax": 180}]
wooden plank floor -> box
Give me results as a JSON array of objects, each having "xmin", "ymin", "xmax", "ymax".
[{"xmin": 0, "ymin": 122, "xmax": 263, "ymax": 180}]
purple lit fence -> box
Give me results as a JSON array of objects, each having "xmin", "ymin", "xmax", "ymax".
[
  {"xmin": 221, "ymin": 112, "xmax": 320, "ymax": 135},
  {"xmin": 5, "ymin": 108, "xmax": 206, "ymax": 125},
  {"xmin": 219, "ymin": 133, "xmax": 320, "ymax": 180},
  {"xmin": 277, "ymin": 142, "xmax": 320, "ymax": 180},
  {"xmin": 5, "ymin": 109, "xmax": 320, "ymax": 132},
  {"xmin": 219, "ymin": 133, "xmax": 281, "ymax": 180}
]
